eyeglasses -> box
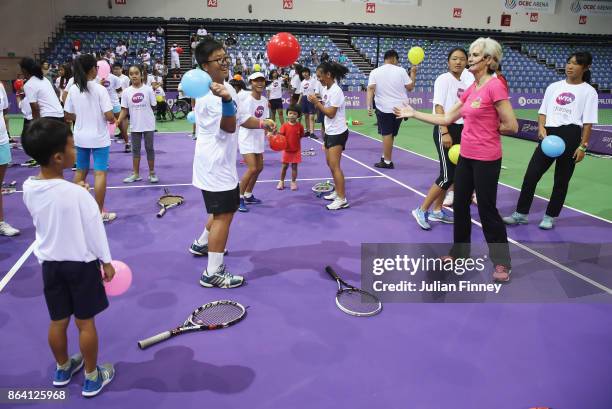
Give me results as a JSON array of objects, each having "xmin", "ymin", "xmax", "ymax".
[{"xmin": 207, "ymin": 56, "xmax": 231, "ymax": 66}]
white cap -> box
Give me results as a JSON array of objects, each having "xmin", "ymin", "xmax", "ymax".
[{"xmin": 248, "ymin": 72, "xmax": 265, "ymax": 81}]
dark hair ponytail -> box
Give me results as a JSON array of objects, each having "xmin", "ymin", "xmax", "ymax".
[
  {"xmin": 19, "ymin": 58, "xmax": 43, "ymax": 79},
  {"xmin": 73, "ymin": 54, "xmax": 97, "ymax": 93},
  {"xmin": 316, "ymin": 61, "xmax": 349, "ymax": 81},
  {"xmin": 567, "ymin": 51, "xmax": 593, "ymax": 84},
  {"xmin": 59, "ymin": 63, "xmax": 72, "ymax": 90}
]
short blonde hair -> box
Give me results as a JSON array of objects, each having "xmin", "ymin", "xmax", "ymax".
[{"xmin": 469, "ymin": 37, "xmax": 503, "ymax": 73}]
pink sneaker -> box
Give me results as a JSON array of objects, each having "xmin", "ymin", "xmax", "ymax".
[
  {"xmin": 290, "ymin": 181, "xmax": 298, "ymax": 191},
  {"xmin": 493, "ymin": 265, "xmax": 511, "ymax": 282}
]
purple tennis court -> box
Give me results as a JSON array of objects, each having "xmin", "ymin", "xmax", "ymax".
[{"xmin": 1, "ymin": 132, "xmax": 612, "ymax": 408}]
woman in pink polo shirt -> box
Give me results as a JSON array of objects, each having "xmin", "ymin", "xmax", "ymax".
[{"xmin": 394, "ymin": 37, "xmax": 518, "ymax": 282}]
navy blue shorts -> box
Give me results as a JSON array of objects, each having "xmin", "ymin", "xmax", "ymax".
[
  {"xmin": 301, "ymin": 99, "xmax": 316, "ymax": 115},
  {"xmin": 43, "ymin": 260, "xmax": 109, "ymax": 321},
  {"xmin": 375, "ymin": 109, "xmax": 403, "ymax": 137},
  {"xmin": 269, "ymin": 98, "xmax": 283, "ymax": 110}
]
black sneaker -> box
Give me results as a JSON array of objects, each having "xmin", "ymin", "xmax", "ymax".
[
  {"xmin": 124, "ymin": 144, "xmax": 131, "ymax": 153},
  {"xmin": 309, "ymin": 133, "xmax": 319, "ymax": 140},
  {"xmin": 374, "ymin": 159, "xmax": 394, "ymax": 169},
  {"xmin": 189, "ymin": 241, "xmax": 228, "ymax": 256}
]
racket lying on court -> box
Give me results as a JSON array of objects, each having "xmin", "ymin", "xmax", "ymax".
[
  {"xmin": 1, "ymin": 181, "xmax": 17, "ymax": 195},
  {"xmin": 325, "ymin": 266, "xmax": 382, "ymax": 317},
  {"xmin": 138, "ymin": 300, "xmax": 247, "ymax": 349},
  {"xmin": 312, "ymin": 180, "xmax": 335, "ymax": 198},
  {"xmin": 157, "ymin": 188, "xmax": 184, "ymax": 218}
]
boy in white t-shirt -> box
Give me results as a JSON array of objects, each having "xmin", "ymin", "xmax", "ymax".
[
  {"xmin": 21, "ymin": 118, "xmax": 116, "ymax": 397},
  {"xmin": 0, "ymin": 82, "xmax": 20, "ymax": 236}
]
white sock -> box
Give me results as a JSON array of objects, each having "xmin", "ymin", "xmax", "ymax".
[
  {"xmin": 384, "ymin": 159, "xmax": 391, "ymax": 164},
  {"xmin": 240, "ymin": 195, "xmax": 244, "ymax": 199},
  {"xmin": 57, "ymin": 360, "xmax": 71, "ymax": 371},
  {"xmin": 244, "ymin": 192, "xmax": 252, "ymax": 198},
  {"xmin": 206, "ymin": 252, "xmax": 224, "ymax": 276},
  {"xmin": 196, "ymin": 229, "xmax": 209, "ymax": 246},
  {"xmin": 85, "ymin": 369, "xmax": 98, "ymax": 381}
]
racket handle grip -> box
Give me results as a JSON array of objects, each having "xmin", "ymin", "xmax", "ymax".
[
  {"xmin": 325, "ymin": 266, "xmax": 340, "ymax": 281},
  {"xmin": 138, "ymin": 331, "xmax": 172, "ymax": 349},
  {"xmin": 157, "ymin": 207, "xmax": 166, "ymax": 218}
]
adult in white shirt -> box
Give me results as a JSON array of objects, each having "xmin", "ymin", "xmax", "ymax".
[
  {"xmin": 308, "ymin": 61, "xmax": 350, "ymax": 210},
  {"xmin": 141, "ymin": 50, "xmax": 151, "ymax": 67},
  {"xmin": 412, "ymin": 47, "xmax": 471, "ymax": 230},
  {"xmin": 237, "ymin": 72, "xmax": 270, "ymax": 212},
  {"xmin": 0, "ymin": 82, "xmax": 20, "ymax": 236},
  {"xmin": 296, "ymin": 67, "xmax": 319, "ymax": 137},
  {"xmin": 189, "ymin": 38, "xmax": 275, "ymax": 288},
  {"xmin": 116, "ymin": 64, "xmax": 159, "ymax": 184},
  {"xmin": 112, "ymin": 62, "xmax": 131, "ymax": 146},
  {"xmin": 504, "ymin": 51, "xmax": 598, "ymax": 230},
  {"xmin": 367, "ymin": 49, "xmax": 417, "ymax": 169},
  {"xmin": 170, "ymin": 44, "xmax": 181, "ymax": 79},
  {"xmin": 266, "ymin": 69, "xmax": 284, "ymax": 124},
  {"xmin": 20, "ymin": 57, "xmax": 64, "ymax": 121},
  {"xmin": 64, "ymin": 54, "xmax": 117, "ymax": 222},
  {"xmin": 196, "ymin": 26, "xmax": 208, "ymax": 39},
  {"xmin": 115, "ymin": 41, "xmax": 127, "ymax": 62}
]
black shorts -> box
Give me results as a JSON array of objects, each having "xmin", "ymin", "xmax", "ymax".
[
  {"xmin": 42, "ymin": 260, "xmax": 109, "ymax": 321},
  {"xmin": 434, "ymin": 123, "xmax": 463, "ymax": 190},
  {"xmin": 324, "ymin": 129, "xmax": 349, "ymax": 151},
  {"xmin": 375, "ymin": 109, "xmax": 402, "ymax": 137},
  {"xmin": 269, "ymin": 98, "xmax": 283, "ymax": 110},
  {"xmin": 22, "ymin": 118, "xmax": 32, "ymax": 136},
  {"xmin": 202, "ymin": 184, "xmax": 240, "ymax": 215},
  {"xmin": 46, "ymin": 116, "xmax": 65, "ymax": 123}
]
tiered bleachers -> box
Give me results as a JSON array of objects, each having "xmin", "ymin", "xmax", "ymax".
[
  {"xmin": 523, "ymin": 43, "xmax": 611, "ymax": 90},
  {"xmin": 46, "ymin": 31, "xmax": 165, "ymax": 68}
]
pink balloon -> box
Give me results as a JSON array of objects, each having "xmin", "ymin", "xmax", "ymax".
[
  {"xmin": 107, "ymin": 121, "xmax": 116, "ymax": 137},
  {"xmin": 97, "ymin": 60, "xmax": 111, "ymax": 80},
  {"xmin": 101, "ymin": 260, "xmax": 132, "ymax": 296}
]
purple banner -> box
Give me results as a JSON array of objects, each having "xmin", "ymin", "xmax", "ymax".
[{"xmin": 516, "ymin": 118, "xmax": 612, "ymax": 155}]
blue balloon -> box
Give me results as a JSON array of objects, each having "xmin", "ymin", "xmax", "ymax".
[
  {"xmin": 186, "ymin": 111, "xmax": 196, "ymax": 124},
  {"xmin": 541, "ymin": 135, "xmax": 565, "ymax": 158},
  {"xmin": 180, "ymin": 69, "xmax": 212, "ymax": 98}
]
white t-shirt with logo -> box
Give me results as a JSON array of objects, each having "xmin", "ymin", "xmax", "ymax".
[
  {"xmin": 238, "ymin": 93, "xmax": 269, "ymax": 154},
  {"xmin": 64, "ymin": 81, "xmax": 113, "ymax": 148},
  {"xmin": 116, "ymin": 45, "xmax": 127, "ymax": 56},
  {"xmin": 100, "ymin": 74, "xmax": 121, "ymax": 107},
  {"xmin": 192, "ymin": 82, "xmax": 251, "ymax": 192},
  {"xmin": 118, "ymin": 74, "xmax": 130, "ymax": 96},
  {"xmin": 299, "ymin": 78, "xmax": 318, "ymax": 97},
  {"xmin": 267, "ymin": 78, "xmax": 283, "ymax": 100},
  {"xmin": 0, "ymin": 83, "xmax": 9, "ymax": 145},
  {"xmin": 321, "ymin": 82, "xmax": 348, "ymax": 136},
  {"xmin": 367, "ymin": 63, "xmax": 413, "ymax": 113},
  {"xmin": 539, "ymin": 80, "xmax": 598, "ymax": 127},
  {"xmin": 23, "ymin": 76, "xmax": 64, "ymax": 118},
  {"xmin": 121, "ymin": 85, "xmax": 157, "ymax": 132},
  {"xmin": 291, "ymin": 74, "xmax": 301, "ymax": 94},
  {"xmin": 432, "ymin": 72, "xmax": 473, "ymax": 125}
]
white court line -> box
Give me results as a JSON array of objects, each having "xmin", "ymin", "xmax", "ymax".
[
  {"xmin": 0, "ymin": 174, "xmax": 383, "ymax": 292},
  {"xmin": 349, "ymin": 128, "xmax": 612, "ymax": 224},
  {"xmin": 312, "ymin": 137, "xmax": 612, "ymax": 295}
]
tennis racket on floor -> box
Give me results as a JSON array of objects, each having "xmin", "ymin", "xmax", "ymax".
[
  {"xmin": 157, "ymin": 188, "xmax": 184, "ymax": 217},
  {"xmin": 325, "ymin": 266, "xmax": 382, "ymax": 317},
  {"xmin": 138, "ymin": 300, "xmax": 247, "ymax": 349},
  {"xmin": 1, "ymin": 181, "xmax": 17, "ymax": 195},
  {"xmin": 312, "ymin": 180, "xmax": 334, "ymax": 198}
]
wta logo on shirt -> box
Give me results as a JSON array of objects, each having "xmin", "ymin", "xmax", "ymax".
[
  {"xmin": 556, "ymin": 92, "xmax": 575, "ymax": 106},
  {"xmin": 103, "ymin": 80, "xmax": 110, "ymax": 88},
  {"xmin": 132, "ymin": 93, "xmax": 145, "ymax": 104},
  {"xmin": 456, "ymin": 88, "xmax": 465, "ymax": 99},
  {"xmin": 254, "ymin": 106, "xmax": 265, "ymax": 118}
]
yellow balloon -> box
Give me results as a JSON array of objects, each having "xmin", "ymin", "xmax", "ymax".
[
  {"xmin": 408, "ymin": 46, "xmax": 425, "ymax": 65},
  {"xmin": 253, "ymin": 64, "xmax": 261, "ymax": 72},
  {"xmin": 156, "ymin": 95, "xmax": 163, "ymax": 102},
  {"xmin": 448, "ymin": 144, "xmax": 460, "ymax": 165}
]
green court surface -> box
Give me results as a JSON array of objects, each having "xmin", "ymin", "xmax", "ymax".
[{"xmin": 7, "ymin": 109, "xmax": 612, "ymax": 221}]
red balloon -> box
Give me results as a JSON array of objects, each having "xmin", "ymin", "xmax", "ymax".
[
  {"xmin": 267, "ymin": 32, "xmax": 301, "ymax": 67},
  {"xmin": 269, "ymin": 134, "xmax": 287, "ymax": 151},
  {"xmin": 176, "ymin": 47, "xmax": 183, "ymax": 54},
  {"xmin": 14, "ymin": 79, "xmax": 24, "ymax": 91}
]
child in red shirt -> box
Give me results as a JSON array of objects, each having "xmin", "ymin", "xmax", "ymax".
[{"xmin": 277, "ymin": 105, "xmax": 305, "ymax": 190}]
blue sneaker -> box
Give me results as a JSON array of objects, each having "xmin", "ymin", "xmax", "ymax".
[
  {"xmin": 411, "ymin": 207, "xmax": 431, "ymax": 230},
  {"xmin": 503, "ymin": 211, "xmax": 528, "ymax": 225},
  {"xmin": 189, "ymin": 241, "xmax": 228, "ymax": 256},
  {"xmin": 244, "ymin": 195, "xmax": 262, "ymax": 204},
  {"xmin": 53, "ymin": 353, "xmax": 83, "ymax": 387},
  {"xmin": 238, "ymin": 198, "xmax": 249, "ymax": 212},
  {"xmin": 539, "ymin": 215, "xmax": 555, "ymax": 230},
  {"xmin": 429, "ymin": 209, "xmax": 454, "ymax": 224},
  {"xmin": 199, "ymin": 264, "xmax": 244, "ymax": 288},
  {"xmin": 82, "ymin": 364, "xmax": 115, "ymax": 398}
]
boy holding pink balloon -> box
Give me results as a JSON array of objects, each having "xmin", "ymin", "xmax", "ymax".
[{"xmin": 21, "ymin": 118, "xmax": 117, "ymax": 398}]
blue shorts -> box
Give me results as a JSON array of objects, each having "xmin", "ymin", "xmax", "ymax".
[
  {"xmin": 0, "ymin": 143, "xmax": 11, "ymax": 165},
  {"xmin": 301, "ymin": 99, "xmax": 316, "ymax": 115},
  {"xmin": 113, "ymin": 105, "xmax": 121, "ymax": 114},
  {"xmin": 76, "ymin": 146, "xmax": 110, "ymax": 172}
]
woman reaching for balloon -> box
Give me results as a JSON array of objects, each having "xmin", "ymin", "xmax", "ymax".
[{"xmin": 503, "ymin": 51, "xmax": 598, "ymax": 230}]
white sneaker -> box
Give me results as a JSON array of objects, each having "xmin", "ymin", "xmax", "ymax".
[
  {"xmin": 0, "ymin": 221, "xmax": 20, "ymax": 236},
  {"xmin": 123, "ymin": 174, "xmax": 142, "ymax": 183},
  {"xmin": 102, "ymin": 211, "xmax": 117, "ymax": 223},
  {"xmin": 326, "ymin": 197, "xmax": 349, "ymax": 210},
  {"xmin": 323, "ymin": 191, "xmax": 338, "ymax": 201},
  {"xmin": 471, "ymin": 194, "xmax": 478, "ymax": 205},
  {"xmin": 148, "ymin": 174, "xmax": 159, "ymax": 183},
  {"xmin": 443, "ymin": 190, "xmax": 454, "ymax": 207}
]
